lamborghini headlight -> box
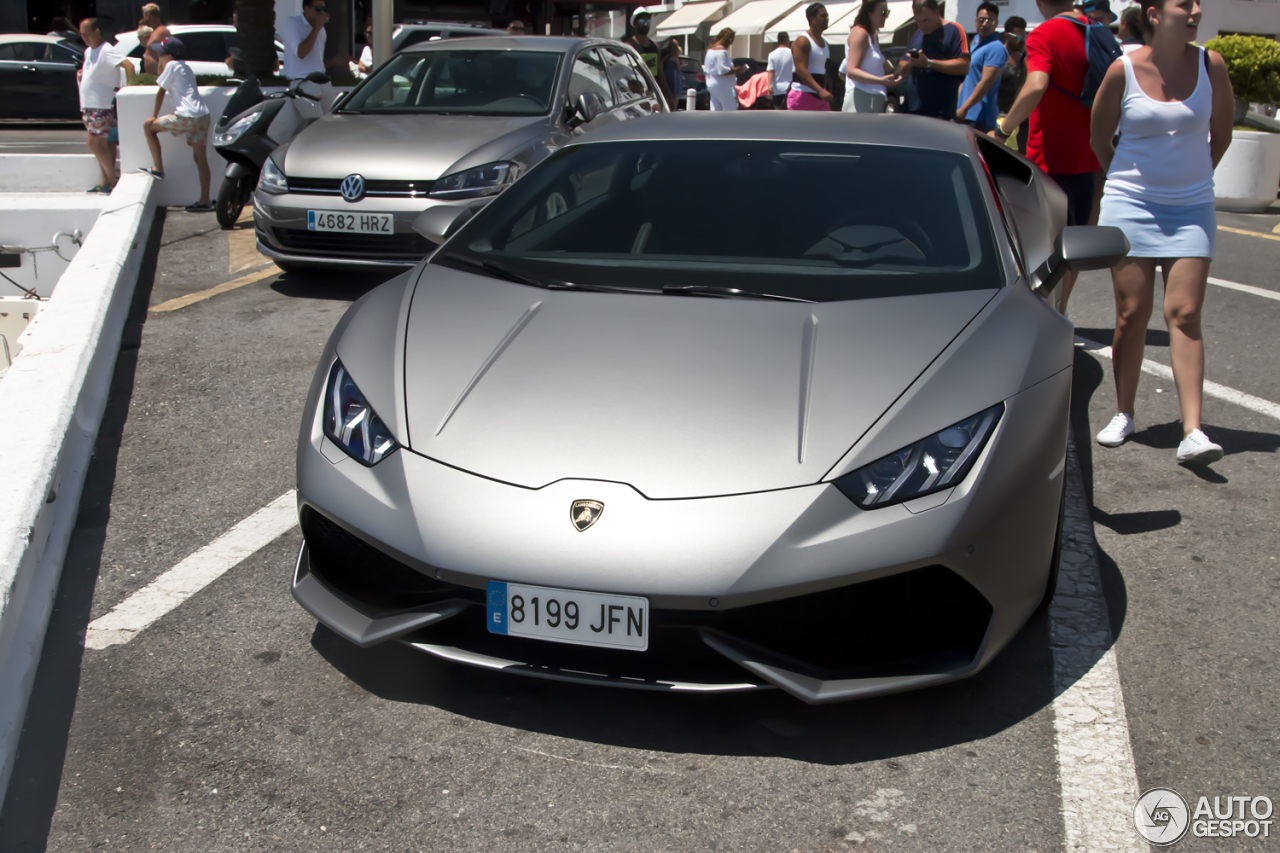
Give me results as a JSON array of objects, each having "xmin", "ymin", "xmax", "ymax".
[
  {"xmin": 428, "ymin": 161, "xmax": 518, "ymax": 199},
  {"xmin": 323, "ymin": 361, "xmax": 398, "ymax": 466},
  {"xmin": 834, "ymin": 403, "xmax": 1004, "ymax": 509},
  {"xmin": 258, "ymin": 156, "xmax": 288, "ymax": 193}
]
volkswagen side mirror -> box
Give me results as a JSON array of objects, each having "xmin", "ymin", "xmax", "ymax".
[
  {"xmin": 1032, "ymin": 226, "xmax": 1130, "ymax": 295},
  {"xmin": 568, "ymin": 92, "xmax": 601, "ymax": 127}
]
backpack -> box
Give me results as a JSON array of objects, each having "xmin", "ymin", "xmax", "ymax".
[{"xmin": 1048, "ymin": 15, "xmax": 1123, "ymax": 108}]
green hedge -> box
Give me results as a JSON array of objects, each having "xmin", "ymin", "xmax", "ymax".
[{"xmin": 1205, "ymin": 34, "xmax": 1280, "ymax": 106}]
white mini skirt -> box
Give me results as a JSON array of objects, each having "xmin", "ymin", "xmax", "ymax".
[{"xmin": 1098, "ymin": 193, "xmax": 1216, "ymax": 259}]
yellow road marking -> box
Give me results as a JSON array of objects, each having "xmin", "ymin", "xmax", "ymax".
[
  {"xmin": 228, "ymin": 205, "xmax": 267, "ymax": 273},
  {"xmin": 1218, "ymin": 224, "xmax": 1280, "ymax": 243},
  {"xmin": 1273, "ymin": 222, "xmax": 1280, "ymax": 234},
  {"xmin": 149, "ymin": 265, "xmax": 277, "ymax": 313}
]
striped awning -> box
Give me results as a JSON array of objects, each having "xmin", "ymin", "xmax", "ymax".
[
  {"xmin": 655, "ymin": 0, "xmax": 732, "ymax": 37},
  {"xmin": 713, "ymin": 0, "xmax": 804, "ymax": 36}
]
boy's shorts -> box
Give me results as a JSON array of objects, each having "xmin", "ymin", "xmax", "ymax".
[
  {"xmin": 155, "ymin": 113, "xmax": 210, "ymax": 146},
  {"xmin": 81, "ymin": 107, "xmax": 117, "ymax": 138}
]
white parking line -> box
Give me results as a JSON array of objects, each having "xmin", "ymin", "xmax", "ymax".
[
  {"xmin": 1053, "ymin": 437, "xmax": 1144, "ymax": 851},
  {"xmin": 84, "ymin": 491, "xmax": 298, "ymax": 649},
  {"xmin": 1076, "ymin": 337, "xmax": 1280, "ymax": 422},
  {"xmin": 1208, "ymin": 276, "xmax": 1280, "ymax": 303}
]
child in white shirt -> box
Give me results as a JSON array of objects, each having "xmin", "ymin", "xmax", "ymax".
[{"xmin": 139, "ymin": 37, "xmax": 214, "ymax": 212}]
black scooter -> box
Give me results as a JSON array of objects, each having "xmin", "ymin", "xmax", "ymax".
[{"xmin": 212, "ymin": 71, "xmax": 330, "ymax": 228}]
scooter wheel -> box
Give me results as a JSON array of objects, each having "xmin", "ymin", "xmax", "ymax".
[{"xmin": 216, "ymin": 177, "xmax": 246, "ymax": 229}]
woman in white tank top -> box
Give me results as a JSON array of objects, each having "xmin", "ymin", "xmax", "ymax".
[
  {"xmin": 787, "ymin": 3, "xmax": 834, "ymax": 110},
  {"xmin": 841, "ymin": 0, "xmax": 900, "ymax": 113},
  {"xmin": 1089, "ymin": 0, "xmax": 1234, "ymax": 466}
]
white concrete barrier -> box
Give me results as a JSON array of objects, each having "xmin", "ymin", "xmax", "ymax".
[
  {"xmin": 117, "ymin": 86, "xmax": 239, "ymax": 208},
  {"xmin": 116, "ymin": 85, "xmax": 350, "ymax": 208},
  {"xmin": 0, "ymin": 154, "xmax": 104, "ymax": 193},
  {"xmin": 0, "ymin": 194, "xmax": 109, "ymax": 296},
  {"xmin": 0, "ymin": 174, "xmax": 157, "ymax": 807}
]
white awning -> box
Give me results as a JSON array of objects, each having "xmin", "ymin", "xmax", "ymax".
[
  {"xmin": 824, "ymin": 1, "xmax": 915, "ymax": 43},
  {"xmin": 714, "ymin": 0, "xmax": 804, "ymax": 36},
  {"xmin": 765, "ymin": 2, "xmax": 859, "ymax": 43},
  {"xmin": 882, "ymin": 1, "xmax": 917, "ymax": 38},
  {"xmin": 656, "ymin": 1, "xmax": 732, "ymax": 37}
]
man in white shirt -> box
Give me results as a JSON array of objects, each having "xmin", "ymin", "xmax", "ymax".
[
  {"xmin": 280, "ymin": 0, "xmax": 348, "ymax": 122},
  {"xmin": 139, "ymin": 38, "xmax": 214, "ymax": 212},
  {"xmin": 281, "ymin": 0, "xmax": 330, "ymax": 81},
  {"xmin": 766, "ymin": 33, "xmax": 794, "ymax": 109},
  {"xmin": 77, "ymin": 18, "xmax": 133, "ymax": 193}
]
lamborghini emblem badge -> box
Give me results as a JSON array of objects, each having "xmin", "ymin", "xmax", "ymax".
[{"xmin": 570, "ymin": 500, "xmax": 604, "ymax": 532}]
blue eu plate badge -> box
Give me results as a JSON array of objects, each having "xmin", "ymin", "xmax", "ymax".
[
  {"xmin": 486, "ymin": 581, "xmax": 508, "ymax": 634},
  {"xmin": 307, "ymin": 210, "xmax": 316, "ymax": 230}
]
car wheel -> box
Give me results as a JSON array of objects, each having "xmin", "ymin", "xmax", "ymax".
[{"xmin": 1038, "ymin": 478, "xmax": 1067, "ymax": 613}]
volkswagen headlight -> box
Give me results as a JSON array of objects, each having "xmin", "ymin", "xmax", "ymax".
[
  {"xmin": 323, "ymin": 361, "xmax": 398, "ymax": 466},
  {"xmin": 429, "ymin": 161, "xmax": 518, "ymax": 199},
  {"xmin": 258, "ymin": 156, "xmax": 288, "ymax": 193},
  {"xmin": 213, "ymin": 109, "xmax": 260, "ymax": 146},
  {"xmin": 833, "ymin": 404, "xmax": 1004, "ymax": 509}
]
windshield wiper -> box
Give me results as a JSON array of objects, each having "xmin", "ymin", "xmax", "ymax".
[
  {"xmin": 439, "ymin": 253, "xmax": 649, "ymax": 295},
  {"xmin": 661, "ymin": 284, "xmax": 814, "ymax": 303}
]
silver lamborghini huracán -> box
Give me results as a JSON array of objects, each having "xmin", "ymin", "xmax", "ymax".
[{"xmin": 292, "ymin": 114, "xmax": 1128, "ymax": 703}]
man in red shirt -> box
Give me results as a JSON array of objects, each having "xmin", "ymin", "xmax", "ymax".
[{"xmin": 990, "ymin": 0, "xmax": 1099, "ymax": 314}]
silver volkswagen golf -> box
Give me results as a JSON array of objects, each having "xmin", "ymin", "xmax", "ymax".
[
  {"xmin": 292, "ymin": 114, "xmax": 1128, "ymax": 703},
  {"xmin": 254, "ymin": 36, "xmax": 666, "ymax": 271}
]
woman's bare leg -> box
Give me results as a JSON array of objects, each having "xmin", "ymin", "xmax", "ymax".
[
  {"xmin": 1110, "ymin": 256, "xmax": 1157, "ymax": 416},
  {"xmin": 1162, "ymin": 256, "xmax": 1211, "ymax": 435}
]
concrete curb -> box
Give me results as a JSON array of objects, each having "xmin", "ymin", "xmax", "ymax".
[{"xmin": 0, "ymin": 174, "xmax": 157, "ymax": 806}]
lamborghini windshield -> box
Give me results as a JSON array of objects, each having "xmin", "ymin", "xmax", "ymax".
[
  {"xmin": 340, "ymin": 49, "xmax": 562, "ymax": 116},
  {"xmin": 434, "ymin": 140, "xmax": 1004, "ymax": 302}
]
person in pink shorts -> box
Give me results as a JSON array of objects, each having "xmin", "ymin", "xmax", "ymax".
[{"xmin": 788, "ymin": 3, "xmax": 834, "ymax": 110}]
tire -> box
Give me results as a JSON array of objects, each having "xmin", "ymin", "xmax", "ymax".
[
  {"xmin": 1038, "ymin": 478, "xmax": 1068, "ymax": 613},
  {"xmin": 215, "ymin": 176, "xmax": 246, "ymax": 229}
]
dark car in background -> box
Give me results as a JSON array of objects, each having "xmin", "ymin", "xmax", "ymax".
[
  {"xmin": 732, "ymin": 56, "xmax": 767, "ymax": 86},
  {"xmin": 0, "ymin": 35, "xmax": 82, "ymax": 120},
  {"xmin": 674, "ymin": 55, "xmax": 709, "ymax": 110},
  {"xmin": 392, "ymin": 22, "xmax": 509, "ymax": 52}
]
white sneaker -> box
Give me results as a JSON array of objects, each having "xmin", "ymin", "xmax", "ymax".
[
  {"xmin": 1177, "ymin": 429, "xmax": 1224, "ymax": 465},
  {"xmin": 1096, "ymin": 413, "xmax": 1135, "ymax": 447}
]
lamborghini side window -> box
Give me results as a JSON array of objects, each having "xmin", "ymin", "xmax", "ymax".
[{"xmin": 975, "ymin": 136, "xmax": 1030, "ymax": 279}]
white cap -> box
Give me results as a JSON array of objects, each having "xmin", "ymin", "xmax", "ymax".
[{"xmin": 631, "ymin": 7, "xmax": 652, "ymax": 23}]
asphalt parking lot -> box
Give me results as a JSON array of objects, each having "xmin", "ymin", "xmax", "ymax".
[{"xmin": 0, "ymin": 201, "xmax": 1276, "ymax": 852}]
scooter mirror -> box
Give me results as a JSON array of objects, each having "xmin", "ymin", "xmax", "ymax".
[{"xmin": 305, "ymin": 71, "xmax": 332, "ymax": 84}]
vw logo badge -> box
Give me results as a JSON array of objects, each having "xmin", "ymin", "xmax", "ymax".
[{"xmin": 340, "ymin": 174, "xmax": 365, "ymax": 203}]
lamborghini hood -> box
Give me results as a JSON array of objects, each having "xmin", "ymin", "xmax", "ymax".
[{"xmin": 401, "ymin": 268, "xmax": 997, "ymax": 499}]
